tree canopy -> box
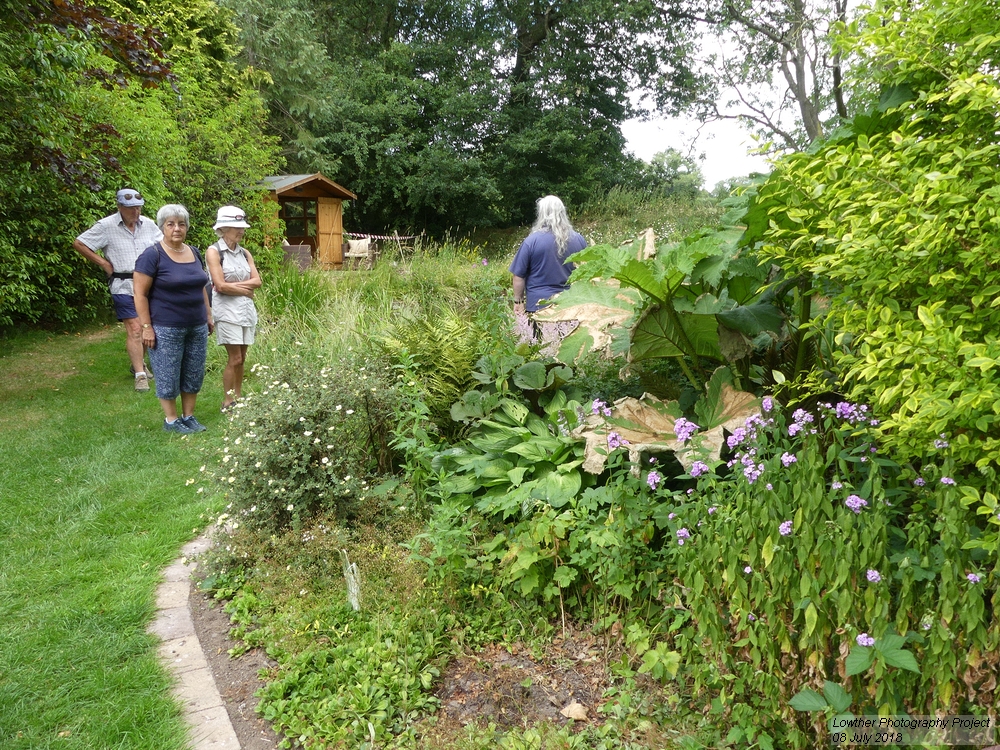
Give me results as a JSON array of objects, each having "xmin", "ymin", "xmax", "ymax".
[{"xmin": 219, "ymin": 0, "xmax": 707, "ymax": 232}]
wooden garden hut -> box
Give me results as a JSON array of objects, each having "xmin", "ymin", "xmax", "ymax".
[{"xmin": 263, "ymin": 173, "xmax": 357, "ymax": 269}]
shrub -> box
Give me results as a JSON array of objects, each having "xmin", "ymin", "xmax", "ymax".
[{"xmin": 216, "ymin": 352, "xmax": 405, "ymax": 531}]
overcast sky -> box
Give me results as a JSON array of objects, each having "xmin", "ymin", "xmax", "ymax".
[{"xmin": 622, "ymin": 114, "xmax": 773, "ymax": 189}]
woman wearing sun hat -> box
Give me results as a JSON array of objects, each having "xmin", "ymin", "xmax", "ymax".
[{"xmin": 205, "ymin": 205, "xmax": 261, "ymax": 412}]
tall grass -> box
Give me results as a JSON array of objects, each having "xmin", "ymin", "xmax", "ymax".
[{"xmin": 0, "ymin": 327, "xmax": 221, "ymax": 750}]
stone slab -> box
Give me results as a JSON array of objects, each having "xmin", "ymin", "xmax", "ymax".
[{"xmin": 159, "ymin": 636, "xmax": 211, "ymax": 675}]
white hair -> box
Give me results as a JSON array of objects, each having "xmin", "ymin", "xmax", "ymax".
[
  {"xmin": 531, "ymin": 195, "xmax": 575, "ymax": 257},
  {"xmin": 156, "ymin": 204, "xmax": 190, "ymax": 230}
]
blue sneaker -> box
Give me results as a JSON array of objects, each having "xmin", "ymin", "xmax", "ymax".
[
  {"xmin": 164, "ymin": 418, "xmax": 195, "ymax": 435},
  {"xmin": 180, "ymin": 415, "xmax": 207, "ymax": 432}
]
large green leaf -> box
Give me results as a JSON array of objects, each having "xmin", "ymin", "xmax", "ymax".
[
  {"xmin": 616, "ymin": 258, "xmax": 669, "ymax": 302},
  {"xmin": 717, "ymin": 302, "xmax": 784, "ymax": 336},
  {"xmin": 631, "ymin": 306, "xmax": 722, "ymax": 362}
]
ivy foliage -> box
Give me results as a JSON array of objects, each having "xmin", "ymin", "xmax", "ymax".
[{"xmin": 743, "ymin": 0, "xmax": 1000, "ymax": 475}]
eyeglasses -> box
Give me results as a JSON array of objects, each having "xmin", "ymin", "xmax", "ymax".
[{"xmin": 120, "ymin": 192, "xmax": 142, "ymax": 201}]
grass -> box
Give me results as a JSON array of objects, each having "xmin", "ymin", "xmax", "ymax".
[{"xmin": 0, "ymin": 325, "xmax": 224, "ymax": 750}]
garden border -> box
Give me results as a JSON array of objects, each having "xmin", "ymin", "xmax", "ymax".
[{"xmin": 148, "ymin": 535, "xmax": 241, "ymax": 750}]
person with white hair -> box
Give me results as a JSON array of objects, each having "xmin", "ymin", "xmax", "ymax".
[
  {"xmin": 133, "ymin": 204, "xmax": 214, "ymax": 435},
  {"xmin": 509, "ymin": 195, "xmax": 587, "ymax": 319}
]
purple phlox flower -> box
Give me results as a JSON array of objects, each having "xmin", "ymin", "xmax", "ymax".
[
  {"xmin": 668, "ymin": 512, "xmax": 676, "ymax": 520},
  {"xmin": 686, "ymin": 488, "xmax": 695, "ymax": 495},
  {"xmin": 779, "ymin": 520, "xmax": 793, "ymax": 536},
  {"xmin": 860, "ymin": 456, "xmax": 868, "ymax": 463},
  {"xmin": 690, "ymin": 460, "xmax": 710, "ymax": 477},
  {"xmin": 831, "ymin": 481, "xmax": 843, "ymax": 490},
  {"xmin": 607, "ymin": 431, "xmax": 627, "ymax": 450},
  {"xmin": 780, "ymin": 452, "xmax": 797, "ymax": 467},
  {"xmin": 742, "ymin": 461, "xmax": 765, "ymax": 484},
  {"xmin": 726, "ymin": 427, "xmax": 747, "ymax": 450},
  {"xmin": 676, "ymin": 528, "xmax": 691, "ymax": 545},
  {"xmin": 940, "ymin": 477, "xmax": 956, "ymax": 486},
  {"xmin": 792, "ymin": 408, "xmax": 814, "ymax": 425},
  {"xmin": 708, "ymin": 506, "xmax": 717, "ymax": 515},
  {"xmin": 787, "ymin": 422, "xmax": 803, "ymax": 437},
  {"xmin": 845, "ymin": 495, "xmax": 868, "ymax": 513},
  {"xmin": 762, "ymin": 396, "xmax": 775, "ymax": 413},
  {"xmin": 869, "ymin": 418, "xmax": 880, "ymax": 426},
  {"xmin": 856, "ymin": 633, "xmax": 875, "ymax": 647},
  {"xmin": 967, "ymin": 573, "xmax": 981, "ymax": 584},
  {"xmin": 649, "ymin": 456, "xmax": 658, "ymax": 464},
  {"xmin": 866, "ymin": 569, "xmax": 882, "ymax": 583},
  {"xmin": 726, "ymin": 459, "xmax": 736, "ymax": 468},
  {"xmin": 913, "ymin": 477, "xmax": 926, "ymax": 487},
  {"xmin": 766, "ymin": 483, "xmax": 773, "ymax": 490},
  {"xmin": 591, "ymin": 399, "xmax": 612, "ymax": 417},
  {"xmin": 834, "ymin": 401, "xmax": 868, "ymax": 424},
  {"xmin": 646, "ymin": 470, "xmax": 662, "ymax": 490},
  {"xmin": 748, "ymin": 613, "xmax": 757, "ymax": 621},
  {"xmin": 481, "ymin": 258, "xmax": 489, "ymax": 266},
  {"xmin": 744, "ymin": 565, "xmax": 752, "ymax": 574},
  {"xmin": 934, "ymin": 434, "xmax": 949, "ymax": 449},
  {"xmin": 674, "ymin": 417, "xmax": 700, "ymax": 444}
]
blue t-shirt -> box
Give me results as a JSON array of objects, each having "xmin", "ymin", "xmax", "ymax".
[
  {"xmin": 134, "ymin": 243, "xmax": 210, "ymax": 327},
  {"xmin": 508, "ymin": 230, "xmax": 587, "ymax": 312}
]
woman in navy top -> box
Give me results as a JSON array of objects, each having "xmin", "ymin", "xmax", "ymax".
[
  {"xmin": 134, "ymin": 204, "xmax": 214, "ymax": 435},
  {"xmin": 509, "ymin": 195, "xmax": 587, "ymax": 314}
]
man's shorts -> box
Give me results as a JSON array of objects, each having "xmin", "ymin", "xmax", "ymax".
[
  {"xmin": 215, "ymin": 321, "xmax": 256, "ymax": 346},
  {"xmin": 111, "ymin": 294, "xmax": 137, "ymax": 321}
]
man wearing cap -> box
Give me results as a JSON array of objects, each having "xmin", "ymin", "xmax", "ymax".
[{"xmin": 74, "ymin": 188, "xmax": 163, "ymax": 391}]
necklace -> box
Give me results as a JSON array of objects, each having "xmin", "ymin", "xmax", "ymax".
[{"xmin": 162, "ymin": 241, "xmax": 187, "ymax": 254}]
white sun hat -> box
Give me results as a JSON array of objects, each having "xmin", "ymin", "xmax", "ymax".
[{"xmin": 213, "ymin": 206, "xmax": 250, "ymax": 230}]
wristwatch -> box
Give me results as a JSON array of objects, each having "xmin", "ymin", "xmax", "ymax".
[{"xmin": 142, "ymin": 323, "xmax": 151, "ymax": 329}]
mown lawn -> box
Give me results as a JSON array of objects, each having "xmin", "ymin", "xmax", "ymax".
[{"xmin": 0, "ymin": 325, "xmax": 224, "ymax": 750}]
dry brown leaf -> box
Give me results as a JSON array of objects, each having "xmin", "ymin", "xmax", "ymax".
[{"xmin": 560, "ymin": 702, "xmax": 589, "ymax": 720}]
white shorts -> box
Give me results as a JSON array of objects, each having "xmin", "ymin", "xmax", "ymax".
[{"xmin": 215, "ymin": 321, "xmax": 256, "ymax": 346}]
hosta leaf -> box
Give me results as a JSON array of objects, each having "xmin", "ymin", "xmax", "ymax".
[{"xmin": 513, "ymin": 361, "xmax": 547, "ymax": 390}]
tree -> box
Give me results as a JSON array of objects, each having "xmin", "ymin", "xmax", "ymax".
[
  {"xmin": 660, "ymin": 0, "xmax": 854, "ymax": 152},
  {"xmin": 219, "ymin": 0, "xmax": 707, "ymax": 232}
]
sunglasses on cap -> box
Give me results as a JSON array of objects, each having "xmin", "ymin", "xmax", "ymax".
[
  {"xmin": 222, "ymin": 213, "xmax": 246, "ymax": 222},
  {"xmin": 120, "ymin": 192, "xmax": 142, "ymax": 201}
]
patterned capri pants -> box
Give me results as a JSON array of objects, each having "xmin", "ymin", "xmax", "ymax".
[{"xmin": 148, "ymin": 324, "xmax": 209, "ymax": 400}]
